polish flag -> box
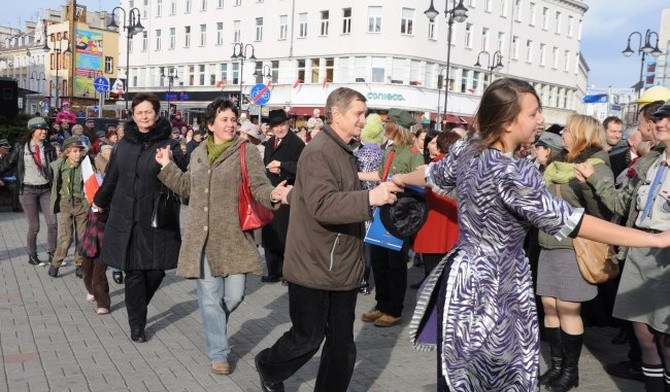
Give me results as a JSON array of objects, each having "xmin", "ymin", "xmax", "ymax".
[
  {"xmin": 81, "ymin": 156, "xmax": 102, "ymax": 204},
  {"xmin": 322, "ymin": 77, "xmax": 328, "ymax": 89},
  {"xmin": 292, "ymin": 77, "xmax": 302, "ymax": 89}
]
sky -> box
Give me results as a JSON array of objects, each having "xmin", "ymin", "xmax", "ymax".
[{"xmin": 1, "ymin": 0, "xmax": 667, "ymax": 91}]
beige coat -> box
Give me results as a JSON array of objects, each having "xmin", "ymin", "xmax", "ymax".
[{"xmin": 158, "ymin": 139, "xmax": 275, "ymax": 278}]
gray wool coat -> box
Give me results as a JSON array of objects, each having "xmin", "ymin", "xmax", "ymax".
[{"xmin": 158, "ymin": 138, "xmax": 276, "ymax": 278}]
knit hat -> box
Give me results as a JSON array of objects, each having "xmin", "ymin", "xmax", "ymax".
[
  {"xmin": 27, "ymin": 117, "xmax": 49, "ymax": 131},
  {"xmin": 361, "ymin": 113, "xmax": 384, "ymax": 144},
  {"xmin": 387, "ymin": 108, "xmax": 417, "ymax": 130}
]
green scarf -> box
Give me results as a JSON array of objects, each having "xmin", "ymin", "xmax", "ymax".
[
  {"xmin": 543, "ymin": 157, "xmax": 605, "ymax": 185},
  {"xmin": 207, "ymin": 136, "xmax": 238, "ymax": 165}
]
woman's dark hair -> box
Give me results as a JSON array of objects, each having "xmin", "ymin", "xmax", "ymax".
[
  {"xmin": 437, "ymin": 131, "xmax": 462, "ymax": 154},
  {"xmin": 474, "ymin": 78, "xmax": 541, "ymax": 152},
  {"xmin": 203, "ymin": 98, "xmax": 238, "ymax": 134},
  {"xmin": 131, "ymin": 93, "xmax": 161, "ymax": 114},
  {"xmin": 422, "ymin": 130, "xmax": 440, "ymax": 163}
]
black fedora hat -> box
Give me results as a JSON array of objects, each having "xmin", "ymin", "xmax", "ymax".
[{"xmin": 267, "ymin": 109, "xmax": 291, "ymax": 126}]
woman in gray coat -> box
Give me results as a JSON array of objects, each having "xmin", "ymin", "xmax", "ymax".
[{"xmin": 155, "ymin": 98, "xmax": 289, "ymax": 376}]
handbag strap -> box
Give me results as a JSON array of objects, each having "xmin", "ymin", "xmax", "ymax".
[
  {"xmin": 381, "ymin": 148, "xmax": 396, "ymax": 182},
  {"xmin": 240, "ymin": 142, "xmax": 249, "ymax": 187}
]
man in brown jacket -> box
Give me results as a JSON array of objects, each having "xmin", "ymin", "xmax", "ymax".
[{"xmin": 254, "ymin": 88, "xmax": 401, "ymax": 392}]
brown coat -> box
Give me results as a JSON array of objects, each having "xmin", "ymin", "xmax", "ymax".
[{"xmin": 158, "ymin": 138, "xmax": 275, "ymax": 278}]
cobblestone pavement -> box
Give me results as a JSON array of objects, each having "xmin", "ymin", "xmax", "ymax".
[{"xmin": 0, "ymin": 208, "xmax": 644, "ymax": 391}]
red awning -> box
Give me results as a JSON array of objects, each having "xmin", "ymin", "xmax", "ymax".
[{"xmin": 288, "ymin": 106, "xmax": 324, "ymax": 116}]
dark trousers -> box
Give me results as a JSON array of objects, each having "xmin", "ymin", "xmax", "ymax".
[
  {"xmin": 82, "ymin": 257, "xmax": 110, "ymax": 309},
  {"xmin": 19, "ymin": 187, "xmax": 57, "ymax": 256},
  {"xmin": 423, "ymin": 253, "xmax": 446, "ymax": 277},
  {"xmin": 370, "ymin": 244, "xmax": 408, "ymax": 317},
  {"xmin": 264, "ymin": 247, "xmax": 284, "ymax": 278},
  {"xmin": 124, "ymin": 270, "xmax": 165, "ymax": 331},
  {"xmin": 258, "ymin": 283, "xmax": 358, "ymax": 392}
]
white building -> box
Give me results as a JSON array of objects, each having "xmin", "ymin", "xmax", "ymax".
[{"xmin": 120, "ymin": 0, "xmax": 588, "ymax": 125}]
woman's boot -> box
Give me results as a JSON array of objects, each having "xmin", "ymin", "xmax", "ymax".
[
  {"xmin": 641, "ymin": 364, "xmax": 665, "ymax": 392},
  {"xmin": 546, "ymin": 330, "xmax": 582, "ymax": 392},
  {"xmin": 539, "ymin": 327, "xmax": 562, "ymax": 385}
]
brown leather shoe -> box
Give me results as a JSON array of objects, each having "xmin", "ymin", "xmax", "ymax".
[
  {"xmin": 374, "ymin": 314, "xmax": 401, "ymax": 327},
  {"xmin": 361, "ymin": 309, "xmax": 384, "ymax": 322},
  {"xmin": 211, "ymin": 361, "xmax": 230, "ymax": 375}
]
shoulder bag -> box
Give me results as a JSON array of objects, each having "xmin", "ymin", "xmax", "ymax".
[
  {"xmin": 150, "ymin": 183, "xmax": 180, "ymax": 229},
  {"xmin": 239, "ymin": 142, "xmax": 274, "ymax": 231}
]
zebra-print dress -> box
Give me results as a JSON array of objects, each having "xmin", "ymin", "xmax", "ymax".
[{"xmin": 410, "ymin": 140, "xmax": 584, "ymax": 392}]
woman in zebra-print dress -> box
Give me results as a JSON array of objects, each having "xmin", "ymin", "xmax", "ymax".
[{"xmin": 393, "ymin": 78, "xmax": 670, "ymax": 392}]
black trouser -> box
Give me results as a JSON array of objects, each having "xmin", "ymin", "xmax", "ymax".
[
  {"xmin": 370, "ymin": 244, "xmax": 408, "ymax": 318},
  {"xmin": 257, "ymin": 283, "xmax": 358, "ymax": 392},
  {"xmin": 124, "ymin": 269, "xmax": 165, "ymax": 331},
  {"xmin": 264, "ymin": 248, "xmax": 284, "ymax": 278},
  {"xmin": 423, "ymin": 253, "xmax": 446, "ymax": 277}
]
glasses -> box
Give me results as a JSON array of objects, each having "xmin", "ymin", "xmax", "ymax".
[{"xmin": 134, "ymin": 110, "xmax": 155, "ymax": 117}]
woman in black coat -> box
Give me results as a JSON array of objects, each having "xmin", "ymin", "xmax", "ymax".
[{"xmin": 93, "ymin": 93, "xmax": 181, "ymax": 343}]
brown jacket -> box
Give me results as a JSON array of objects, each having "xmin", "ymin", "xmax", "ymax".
[
  {"xmin": 158, "ymin": 138, "xmax": 275, "ymax": 278},
  {"xmin": 283, "ymin": 125, "xmax": 371, "ymax": 291}
]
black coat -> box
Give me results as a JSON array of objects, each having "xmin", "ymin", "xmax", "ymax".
[
  {"xmin": 609, "ymin": 148, "xmax": 632, "ymax": 179},
  {"xmin": 93, "ymin": 117, "xmax": 181, "ymax": 270},
  {"xmin": 262, "ymin": 131, "xmax": 305, "ymax": 251}
]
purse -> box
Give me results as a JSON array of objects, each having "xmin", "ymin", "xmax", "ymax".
[
  {"xmin": 554, "ymin": 184, "xmax": 619, "ymax": 284},
  {"xmin": 239, "ymin": 142, "xmax": 274, "ymax": 231},
  {"xmin": 150, "ymin": 183, "xmax": 180, "ymax": 229}
]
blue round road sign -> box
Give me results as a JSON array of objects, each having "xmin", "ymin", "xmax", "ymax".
[
  {"xmin": 250, "ymin": 83, "xmax": 271, "ymax": 105},
  {"xmin": 94, "ymin": 77, "xmax": 110, "ymax": 93}
]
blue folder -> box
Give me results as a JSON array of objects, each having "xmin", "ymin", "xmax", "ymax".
[{"xmin": 364, "ymin": 208, "xmax": 404, "ymax": 251}]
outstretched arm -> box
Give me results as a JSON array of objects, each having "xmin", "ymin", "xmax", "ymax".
[{"xmin": 577, "ymin": 214, "xmax": 666, "ymax": 248}]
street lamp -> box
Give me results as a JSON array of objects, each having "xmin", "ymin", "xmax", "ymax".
[
  {"xmin": 107, "ymin": 6, "xmax": 144, "ymax": 115},
  {"xmin": 425, "ymin": 0, "xmax": 468, "ymax": 120},
  {"xmin": 30, "ymin": 71, "xmax": 46, "ymax": 93},
  {"xmin": 474, "ymin": 50, "xmax": 504, "ymax": 83},
  {"xmin": 436, "ymin": 67, "xmax": 447, "ymax": 129},
  {"xmin": 161, "ymin": 67, "xmax": 179, "ymax": 114},
  {"xmin": 231, "ymin": 42, "xmax": 257, "ymax": 110},
  {"xmin": 622, "ymin": 29, "xmax": 663, "ymax": 97},
  {"xmin": 253, "ymin": 64, "xmax": 272, "ymax": 83},
  {"xmin": 43, "ymin": 34, "xmax": 71, "ymax": 109}
]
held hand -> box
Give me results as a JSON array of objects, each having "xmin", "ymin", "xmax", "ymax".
[
  {"xmin": 155, "ymin": 147, "xmax": 172, "ymax": 168},
  {"xmin": 369, "ymin": 181, "xmax": 402, "ymax": 207},
  {"xmin": 573, "ymin": 168, "xmax": 586, "ymax": 183},
  {"xmin": 574, "ymin": 163, "xmax": 595, "ymax": 181},
  {"xmin": 271, "ymin": 180, "xmax": 292, "ymax": 205},
  {"xmin": 391, "ymin": 174, "xmax": 406, "ymax": 188},
  {"xmin": 266, "ymin": 160, "xmax": 281, "ymax": 174},
  {"xmin": 91, "ymin": 202, "xmax": 104, "ymax": 212}
]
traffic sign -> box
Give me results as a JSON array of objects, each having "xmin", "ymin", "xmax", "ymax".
[
  {"xmin": 94, "ymin": 77, "xmax": 109, "ymax": 93},
  {"xmin": 250, "ymin": 83, "xmax": 271, "ymax": 105}
]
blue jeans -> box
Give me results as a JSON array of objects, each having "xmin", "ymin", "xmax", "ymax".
[{"xmin": 196, "ymin": 256, "xmax": 246, "ymax": 362}]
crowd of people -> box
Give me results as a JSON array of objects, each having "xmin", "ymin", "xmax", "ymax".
[{"xmin": 1, "ymin": 82, "xmax": 670, "ymax": 392}]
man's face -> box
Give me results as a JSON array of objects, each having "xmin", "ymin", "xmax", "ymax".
[
  {"xmin": 61, "ymin": 121, "xmax": 70, "ymax": 130},
  {"xmin": 332, "ymin": 99, "xmax": 367, "ymax": 141},
  {"xmin": 639, "ymin": 116, "xmax": 656, "ymax": 142},
  {"xmin": 86, "ymin": 121, "xmax": 95, "ymax": 129},
  {"xmin": 272, "ymin": 122, "xmax": 290, "ymax": 139},
  {"xmin": 0, "ymin": 146, "xmax": 9, "ymax": 156},
  {"xmin": 605, "ymin": 121, "xmax": 623, "ymax": 147}
]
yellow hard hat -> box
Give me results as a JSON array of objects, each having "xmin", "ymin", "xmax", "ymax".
[{"xmin": 637, "ymin": 85, "xmax": 670, "ymax": 105}]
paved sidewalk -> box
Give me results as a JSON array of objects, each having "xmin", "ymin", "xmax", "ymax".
[{"xmin": 0, "ymin": 208, "xmax": 643, "ymax": 391}]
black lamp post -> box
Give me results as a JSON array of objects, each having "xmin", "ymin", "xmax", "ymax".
[
  {"xmin": 254, "ymin": 64, "xmax": 272, "ymax": 83},
  {"xmin": 161, "ymin": 67, "xmax": 179, "ymax": 114},
  {"xmin": 425, "ymin": 0, "xmax": 468, "ymax": 120},
  {"xmin": 474, "ymin": 50, "xmax": 504, "ymax": 83},
  {"xmin": 622, "ymin": 29, "xmax": 663, "ymax": 97},
  {"xmin": 43, "ymin": 34, "xmax": 71, "ymax": 109},
  {"xmin": 436, "ymin": 67, "xmax": 447, "ymax": 129},
  {"xmin": 30, "ymin": 71, "xmax": 46, "ymax": 93},
  {"xmin": 231, "ymin": 42, "xmax": 257, "ymax": 110},
  {"xmin": 107, "ymin": 6, "xmax": 144, "ymax": 115}
]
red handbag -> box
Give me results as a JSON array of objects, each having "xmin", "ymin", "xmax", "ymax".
[{"xmin": 239, "ymin": 142, "xmax": 274, "ymax": 231}]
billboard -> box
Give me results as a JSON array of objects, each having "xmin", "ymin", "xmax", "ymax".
[{"xmin": 74, "ymin": 29, "xmax": 103, "ymax": 98}]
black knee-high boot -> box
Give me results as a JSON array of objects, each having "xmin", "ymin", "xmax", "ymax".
[
  {"xmin": 539, "ymin": 327, "xmax": 563, "ymax": 385},
  {"xmin": 546, "ymin": 330, "xmax": 582, "ymax": 392},
  {"xmin": 641, "ymin": 364, "xmax": 665, "ymax": 392}
]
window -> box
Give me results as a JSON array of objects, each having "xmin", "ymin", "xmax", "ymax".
[
  {"xmin": 428, "ymin": 19, "xmax": 435, "ymax": 40},
  {"xmin": 234, "ymin": 0, "xmax": 241, "ymax": 5},
  {"xmin": 468, "ymin": 0, "xmax": 475, "ymax": 6},
  {"xmin": 525, "ymin": 40, "xmax": 532, "ymax": 63},
  {"xmin": 255, "ymin": 17, "xmax": 263, "ymax": 41},
  {"xmin": 354, "ymin": 56, "xmax": 366, "ymax": 81},
  {"xmin": 170, "ymin": 0, "xmax": 176, "ymax": 14},
  {"xmin": 142, "ymin": 0, "xmax": 148, "ymax": 18},
  {"xmin": 200, "ymin": 24, "xmax": 206, "ymax": 46},
  {"xmin": 310, "ymin": 58, "xmax": 319, "ymax": 83},
  {"xmin": 567, "ymin": 16, "xmax": 574, "ymax": 37},
  {"xmin": 270, "ymin": 60, "xmax": 279, "ymax": 82},
  {"xmin": 497, "ymin": 32, "xmax": 505, "ymax": 53},
  {"xmin": 368, "ymin": 6, "xmax": 382, "ymax": 33},
  {"xmin": 185, "ymin": 0, "xmax": 191, "ymax": 13},
  {"xmin": 529, "ymin": 2, "xmax": 535, "ymax": 25},
  {"xmin": 564, "ymin": 50, "xmax": 570, "ymax": 71},
  {"xmin": 232, "ymin": 63, "xmax": 239, "ymax": 85},
  {"xmin": 297, "ymin": 59, "xmax": 306, "ymax": 83},
  {"xmin": 298, "ymin": 13, "xmax": 308, "ymax": 38},
  {"xmin": 371, "ymin": 56, "xmax": 385, "ymax": 82},
  {"xmin": 577, "ymin": 19, "xmax": 582, "ymax": 40},
  {"xmin": 409, "ymin": 60, "xmax": 420, "ymax": 84},
  {"xmin": 217, "ymin": 0, "xmax": 224, "ymax": 7},
  {"xmin": 401, "ymin": 8, "xmax": 414, "ymax": 35},
  {"xmin": 539, "ymin": 43, "xmax": 546, "ymax": 66},
  {"xmin": 157, "ymin": 0, "xmax": 162, "ymax": 16},
  {"xmin": 142, "ymin": 31, "xmax": 148, "ymax": 51},
  {"xmin": 279, "ymin": 15, "xmax": 288, "ymax": 40},
  {"xmin": 169, "ymin": 27, "xmax": 176, "ymax": 49},
  {"xmin": 464, "ymin": 23, "xmax": 473, "ymax": 48},
  {"xmin": 512, "ymin": 36, "xmax": 519, "ymax": 59},
  {"xmin": 500, "ymin": 0, "xmax": 507, "ymax": 17},
  {"xmin": 184, "ymin": 26, "xmax": 191, "ymax": 47},
  {"xmin": 485, "ymin": 0, "xmax": 492, "ymax": 12},
  {"xmin": 542, "ymin": 7, "xmax": 548, "ymax": 30},
  {"xmin": 513, "ymin": 0, "xmax": 521, "ymax": 21},
  {"xmin": 552, "ymin": 46, "xmax": 558, "ymax": 68},
  {"xmin": 220, "ymin": 63, "xmax": 228, "ymax": 84},
  {"xmin": 216, "ymin": 22, "xmax": 223, "ymax": 45},
  {"xmin": 555, "ymin": 11, "xmax": 561, "ymax": 34},
  {"xmin": 233, "ymin": 20, "xmax": 241, "ymax": 42},
  {"xmin": 325, "ymin": 57, "xmax": 334, "ymax": 84},
  {"xmin": 481, "ymin": 28, "xmax": 489, "ymax": 51},
  {"xmin": 424, "ymin": 63, "xmax": 434, "ymax": 88},
  {"xmin": 320, "ymin": 11, "xmax": 329, "ymax": 36},
  {"xmin": 155, "ymin": 29, "xmax": 162, "ymax": 50},
  {"xmin": 342, "ymin": 8, "xmax": 352, "ymax": 34},
  {"xmin": 104, "ymin": 56, "xmax": 113, "ymax": 73},
  {"xmin": 188, "ymin": 65, "xmax": 194, "ymax": 86},
  {"xmin": 199, "ymin": 64, "xmax": 205, "ymax": 85},
  {"xmin": 392, "ymin": 57, "xmax": 405, "ymax": 82},
  {"xmin": 472, "ymin": 71, "xmax": 480, "ymax": 92},
  {"xmin": 461, "ymin": 69, "xmax": 469, "ymax": 93},
  {"xmin": 201, "ymin": 0, "xmax": 207, "ymax": 11}
]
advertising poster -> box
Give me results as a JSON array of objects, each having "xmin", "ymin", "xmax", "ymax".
[{"xmin": 74, "ymin": 29, "xmax": 103, "ymax": 98}]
